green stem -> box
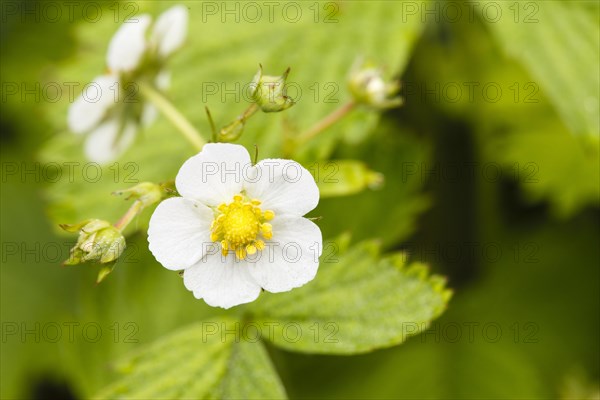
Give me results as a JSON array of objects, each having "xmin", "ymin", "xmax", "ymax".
[
  {"xmin": 138, "ymin": 81, "xmax": 205, "ymax": 150},
  {"xmin": 294, "ymin": 101, "xmax": 356, "ymax": 146},
  {"xmin": 242, "ymin": 103, "xmax": 259, "ymax": 120},
  {"xmin": 224, "ymin": 103, "xmax": 259, "ymax": 131},
  {"xmin": 113, "ymin": 201, "xmax": 143, "ymax": 232},
  {"xmin": 284, "ymin": 101, "xmax": 355, "ymax": 156}
]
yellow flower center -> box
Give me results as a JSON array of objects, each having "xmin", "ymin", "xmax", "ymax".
[{"xmin": 210, "ymin": 194, "xmax": 274, "ymax": 260}]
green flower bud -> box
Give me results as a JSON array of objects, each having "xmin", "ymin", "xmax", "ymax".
[
  {"xmin": 348, "ymin": 62, "xmax": 402, "ymax": 109},
  {"xmin": 250, "ymin": 65, "xmax": 295, "ymax": 113},
  {"xmin": 61, "ymin": 219, "xmax": 125, "ymax": 267},
  {"xmin": 112, "ymin": 182, "xmax": 165, "ymax": 208}
]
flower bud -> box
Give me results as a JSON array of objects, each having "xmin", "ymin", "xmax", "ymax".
[
  {"xmin": 61, "ymin": 219, "xmax": 126, "ymax": 266},
  {"xmin": 249, "ymin": 65, "xmax": 295, "ymax": 113},
  {"xmin": 113, "ymin": 182, "xmax": 165, "ymax": 208},
  {"xmin": 348, "ymin": 62, "xmax": 402, "ymax": 109}
]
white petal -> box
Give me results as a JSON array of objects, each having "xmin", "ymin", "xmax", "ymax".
[
  {"xmin": 84, "ymin": 118, "xmax": 137, "ymax": 164},
  {"xmin": 367, "ymin": 76, "xmax": 386, "ymax": 103},
  {"xmin": 176, "ymin": 143, "xmax": 252, "ymax": 207},
  {"xmin": 244, "ymin": 159, "xmax": 319, "ymax": 216},
  {"xmin": 183, "ymin": 254, "xmax": 261, "ymax": 309},
  {"xmin": 107, "ymin": 15, "xmax": 151, "ymax": 73},
  {"xmin": 141, "ymin": 103, "xmax": 157, "ymax": 126},
  {"xmin": 151, "ymin": 5, "xmax": 188, "ymax": 58},
  {"xmin": 155, "ymin": 70, "xmax": 171, "ymax": 91},
  {"xmin": 247, "ymin": 216, "xmax": 322, "ymax": 293},
  {"xmin": 68, "ymin": 74, "xmax": 119, "ymax": 134},
  {"xmin": 148, "ymin": 197, "xmax": 214, "ymax": 270}
]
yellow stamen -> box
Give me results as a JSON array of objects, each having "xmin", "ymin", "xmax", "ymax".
[
  {"xmin": 235, "ymin": 247, "xmax": 246, "ymax": 260},
  {"xmin": 210, "ymin": 194, "xmax": 275, "ymax": 260},
  {"xmin": 261, "ymin": 223, "xmax": 273, "ymax": 240}
]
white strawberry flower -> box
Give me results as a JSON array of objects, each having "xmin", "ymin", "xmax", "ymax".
[
  {"xmin": 68, "ymin": 5, "xmax": 188, "ymax": 163},
  {"xmin": 348, "ymin": 61, "xmax": 402, "ymax": 109},
  {"xmin": 148, "ymin": 143, "xmax": 323, "ymax": 309}
]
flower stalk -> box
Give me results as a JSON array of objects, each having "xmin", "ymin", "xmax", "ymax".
[
  {"xmin": 113, "ymin": 200, "xmax": 144, "ymax": 232},
  {"xmin": 138, "ymin": 81, "xmax": 205, "ymax": 150},
  {"xmin": 286, "ymin": 101, "xmax": 356, "ymax": 155},
  {"xmin": 298, "ymin": 101, "xmax": 356, "ymax": 143}
]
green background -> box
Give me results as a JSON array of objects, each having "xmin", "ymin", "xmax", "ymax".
[{"xmin": 1, "ymin": 1, "xmax": 599, "ymax": 399}]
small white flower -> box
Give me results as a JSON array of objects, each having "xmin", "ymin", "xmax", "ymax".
[
  {"xmin": 348, "ymin": 63, "xmax": 402, "ymax": 109},
  {"xmin": 150, "ymin": 5, "xmax": 189, "ymax": 58},
  {"xmin": 68, "ymin": 74, "xmax": 119, "ymax": 134},
  {"xmin": 365, "ymin": 73, "xmax": 387, "ymax": 103},
  {"xmin": 106, "ymin": 15, "xmax": 152, "ymax": 73},
  {"xmin": 148, "ymin": 143, "xmax": 322, "ymax": 309},
  {"xmin": 68, "ymin": 5, "xmax": 188, "ymax": 163}
]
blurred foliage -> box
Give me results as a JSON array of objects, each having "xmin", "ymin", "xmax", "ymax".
[
  {"xmin": 1, "ymin": 0, "xmax": 599, "ymax": 399},
  {"xmin": 406, "ymin": 3, "xmax": 600, "ymax": 217},
  {"xmin": 95, "ymin": 318, "xmax": 287, "ymax": 399},
  {"xmin": 479, "ymin": 0, "xmax": 599, "ymax": 137}
]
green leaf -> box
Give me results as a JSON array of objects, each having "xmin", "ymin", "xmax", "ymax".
[
  {"xmin": 474, "ymin": 4, "xmax": 600, "ymax": 217},
  {"xmin": 208, "ymin": 332, "xmax": 287, "ymax": 400},
  {"xmin": 405, "ymin": 10, "xmax": 599, "ymax": 217},
  {"xmin": 95, "ymin": 318, "xmax": 286, "ymax": 399},
  {"xmin": 486, "ymin": 125, "xmax": 600, "ymax": 218},
  {"xmin": 249, "ymin": 239, "xmax": 452, "ymax": 354},
  {"xmin": 478, "ymin": 1, "xmax": 600, "ymax": 137},
  {"xmin": 311, "ymin": 160, "xmax": 383, "ymax": 198},
  {"xmin": 39, "ymin": 0, "xmax": 430, "ymax": 229}
]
